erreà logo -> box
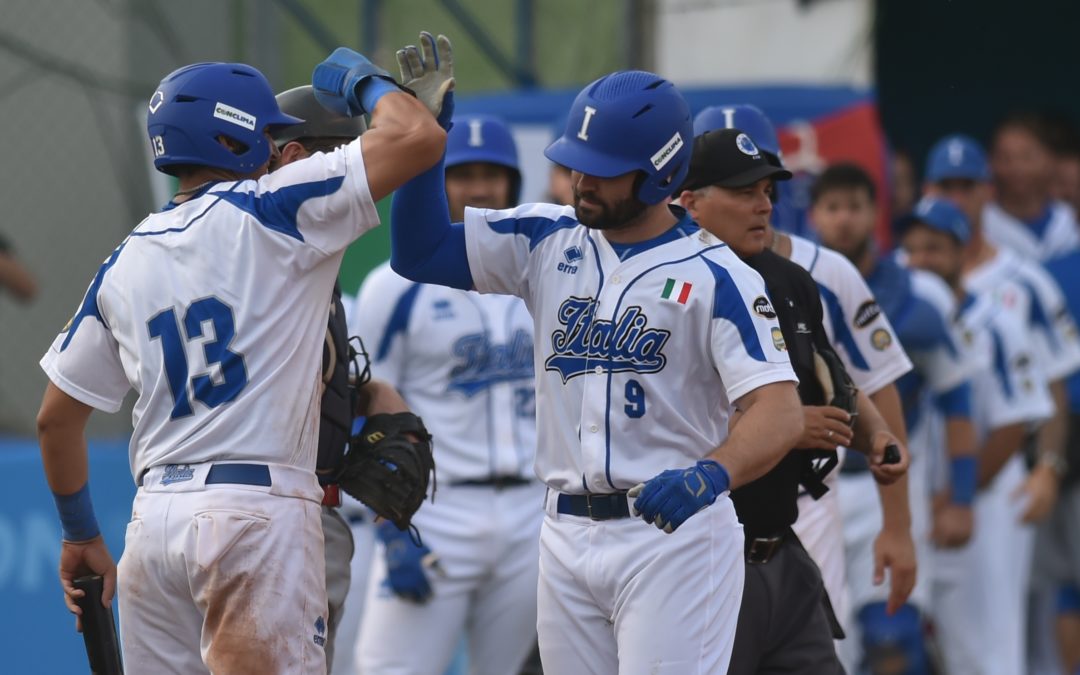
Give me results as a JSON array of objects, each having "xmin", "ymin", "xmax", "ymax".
[
  {"xmin": 650, "ymin": 132, "xmax": 684, "ymax": 171},
  {"xmin": 545, "ymin": 297, "xmax": 670, "ymax": 383},
  {"xmin": 213, "ymin": 102, "xmax": 256, "ymax": 131}
]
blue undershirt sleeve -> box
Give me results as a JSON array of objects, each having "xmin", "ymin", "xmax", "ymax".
[{"xmin": 389, "ymin": 155, "xmax": 473, "ymax": 290}]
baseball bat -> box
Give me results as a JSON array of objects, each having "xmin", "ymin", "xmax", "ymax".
[{"xmin": 73, "ymin": 575, "xmax": 124, "ymax": 675}]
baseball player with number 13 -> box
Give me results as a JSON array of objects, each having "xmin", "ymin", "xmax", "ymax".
[{"xmin": 36, "ymin": 51, "xmax": 444, "ymax": 673}]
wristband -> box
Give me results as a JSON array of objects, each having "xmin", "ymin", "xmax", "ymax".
[
  {"xmin": 949, "ymin": 456, "xmax": 978, "ymax": 506},
  {"xmin": 53, "ymin": 482, "xmax": 101, "ymax": 542},
  {"xmin": 355, "ymin": 77, "xmax": 401, "ymax": 115}
]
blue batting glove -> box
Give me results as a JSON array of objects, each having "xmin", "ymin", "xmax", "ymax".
[
  {"xmin": 312, "ymin": 47, "xmax": 398, "ymax": 117},
  {"xmin": 376, "ymin": 521, "xmax": 437, "ymax": 603},
  {"xmin": 628, "ymin": 460, "xmax": 730, "ymax": 533}
]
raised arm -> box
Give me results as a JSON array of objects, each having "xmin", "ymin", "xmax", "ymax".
[
  {"xmin": 389, "ymin": 156, "xmax": 472, "ymax": 290},
  {"xmin": 311, "ymin": 44, "xmax": 446, "ymax": 203}
]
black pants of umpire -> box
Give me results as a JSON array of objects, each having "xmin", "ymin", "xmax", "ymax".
[{"xmin": 728, "ymin": 531, "xmax": 844, "ymax": 675}]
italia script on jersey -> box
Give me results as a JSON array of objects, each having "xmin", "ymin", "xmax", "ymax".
[
  {"xmin": 447, "ymin": 329, "xmax": 535, "ymax": 396},
  {"xmin": 545, "ymin": 297, "xmax": 670, "ymax": 383}
]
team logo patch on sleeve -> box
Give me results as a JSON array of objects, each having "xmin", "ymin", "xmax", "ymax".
[
  {"xmin": 752, "ymin": 296, "xmax": 777, "ymax": 319},
  {"xmin": 771, "ymin": 327, "xmax": 787, "ymax": 351},
  {"xmin": 871, "ymin": 328, "xmax": 893, "ymax": 351},
  {"xmin": 661, "ymin": 278, "xmax": 693, "ymax": 304},
  {"xmin": 853, "ymin": 300, "xmax": 882, "ymax": 329}
]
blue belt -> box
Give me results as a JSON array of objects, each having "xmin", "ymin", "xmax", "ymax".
[
  {"xmin": 556, "ymin": 492, "xmax": 630, "ymax": 520},
  {"xmin": 140, "ymin": 463, "xmax": 271, "ymax": 487},
  {"xmin": 205, "ymin": 463, "xmax": 271, "ymax": 486}
]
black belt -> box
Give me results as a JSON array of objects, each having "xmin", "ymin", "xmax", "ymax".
[
  {"xmin": 556, "ymin": 492, "xmax": 630, "ymax": 520},
  {"xmin": 451, "ymin": 475, "xmax": 532, "ymax": 489},
  {"xmin": 140, "ymin": 463, "xmax": 271, "ymax": 487},
  {"xmin": 744, "ymin": 528, "xmax": 789, "ymax": 564}
]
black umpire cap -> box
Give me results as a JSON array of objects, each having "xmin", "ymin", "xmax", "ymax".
[
  {"xmin": 680, "ymin": 128, "xmax": 792, "ymax": 192},
  {"xmin": 273, "ymin": 85, "xmax": 367, "ymax": 145}
]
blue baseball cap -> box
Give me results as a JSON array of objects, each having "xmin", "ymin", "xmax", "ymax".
[
  {"xmin": 693, "ymin": 104, "xmax": 781, "ymax": 159},
  {"xmin": 925, "ymin": 134, "xmax": 990, "ymax": 183},
  {"xmin": 896, "ymin": 196, "xmax": 971, "ymax": 243}
]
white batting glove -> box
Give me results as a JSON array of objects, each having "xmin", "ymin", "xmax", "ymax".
[{"xmin": 396, "ymin": 32, "xmax": 455, "ymax": 128}]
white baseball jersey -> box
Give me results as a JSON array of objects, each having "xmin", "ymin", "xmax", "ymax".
[
  {"xmin": 964, "ymin": 247, "xmax": 1080, "ymax": 382},
  {"xmin": 982, "ymin": 200, "xmax": 1080, "ymax": 262},
  {"xmin": 787, "ymin": 234, "xmax": 913, "ymax": 395},
  {"xmin": 351, "ymin": 262, "xmax": 536, "ymax": 484},
  {"xmin": 462, "ymin": 204, "xmax": 797, "ymax": 493},
  {"xmin": 957, "ymin": 290, "xmax": 1054, "ymax": 440},
  {"xmin": 41, "ymin": 137, "xmax": 379, "ymax": 481}
]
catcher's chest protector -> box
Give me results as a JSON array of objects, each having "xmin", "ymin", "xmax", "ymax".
[{"xmin": 318, "ymin": 284, "xmax": 354, "ymax": 478}]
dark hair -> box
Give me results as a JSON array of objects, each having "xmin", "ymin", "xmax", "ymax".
[
  {"xmin": 993, "ymin": 112, "xmax": 1059, "ymax": 154},
  {"xmin": 810, "ymin": 162, "xmax": 877, "ymax": 205}
]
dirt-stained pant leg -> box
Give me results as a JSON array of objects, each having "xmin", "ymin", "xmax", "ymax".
[{"xmin": 190, "ymin": 488, "xmax": 328, "ymax": 674}]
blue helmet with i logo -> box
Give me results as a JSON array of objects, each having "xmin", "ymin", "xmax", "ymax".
[{"xmin": 544, "ymin": 71, "xmax": 693, "ymax": 205}]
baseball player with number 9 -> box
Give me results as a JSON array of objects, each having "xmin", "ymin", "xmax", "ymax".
[
  {"xmin": 36, "ymin": 49, "xmax": 445, "ymax": 672},
  {"xmin": 386, "ymin": 39, "xmax": 806, "ymax": 674}
]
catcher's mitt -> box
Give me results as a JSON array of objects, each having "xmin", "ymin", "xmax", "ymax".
[{"xmin": 338, "ymin": 413, "xmax": 435, "ymax": 530}]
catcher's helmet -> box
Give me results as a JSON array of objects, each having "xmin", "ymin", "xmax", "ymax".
[
  {"xmin": 446, "ymin": 114, "xmax": 522, "ymax": 204},
  {"xmin": 272, "ymin": 85, "xmax": 367, "ymax": 146},
  {"xmin": 147, "ymin": 62, "xmax": 302, "ymax": 175},
  {"xmin": 694, "ymin": 104, "xmax": 782, "ymax": 162},
  {"xmin": 544, "ymin": 70, "xmax": 692, "ymax": 205}
]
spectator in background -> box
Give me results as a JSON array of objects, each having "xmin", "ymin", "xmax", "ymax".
[
  {"xmin": 890, "ymin": 148, "xmax": 919, "ymax": 224},
  {"xmin": 985, "ymin": 113, "xmax": 1080, "ymax": 261},
  {"xmin": 1041, "ymin": 113, "xmax": 1080, "ymax": 218},
  {"xmin": 0, "ymin": 233, "xmax": 37, "ymax": 302},
  {"xmin": 546, "ymin": 163, "xmax": 574, "ymax": 206}
]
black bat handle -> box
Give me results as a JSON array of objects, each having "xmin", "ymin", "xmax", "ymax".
[
  {"xmin": 73, "ymin": 575, "xmax": 124, "ymax": 675},
  {"xmin": 883, "ymin": 443, "xmax": 902, "ymax": 465}
]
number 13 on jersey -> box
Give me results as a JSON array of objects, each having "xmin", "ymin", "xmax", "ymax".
[{"xmin": 148, "ymin": 297, "xmax": 248, "ymax": 419}]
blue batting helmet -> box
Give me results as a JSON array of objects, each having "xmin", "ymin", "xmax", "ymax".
[
  {"xmin": 446, "ymin": 114, "xmax": 522, "ymax": 203},
  {"xmin": 694, "ymin": 104, "xmax": 782, "ymax": 161},
  {"xmin": 544, "ymin": 71, "xmax": 692, "ymax": 205},
  {"xmin": 925, "ymin": 134, "xmax": 991, "ymax": 183},
  {"xmin": 147, "ymin": 62, "xmax": 302, "ymax": 175}
]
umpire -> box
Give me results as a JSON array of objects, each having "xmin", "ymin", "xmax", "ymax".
[{"xmin": 678, "ymin": 129, "xmax": 901, "ymax": 674}]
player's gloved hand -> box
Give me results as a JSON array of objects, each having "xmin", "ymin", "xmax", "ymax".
[
  {"xmin": 396, "ymin": 32, "xmax": 455, "ymax": 129},
  {"xmin": 628, "ymin": 459, "xmax": 730, "ymax": 534},
  {"xmin": 312, "ymin": 47, "xmax": 400, "ymax": 117},
  {"xmin": 868, "ymin": 430, "xmax": 908, "ymax": 485},
  {"xmin": 376, "ymin": 520, "xmax": 440, "ymax": 603}
]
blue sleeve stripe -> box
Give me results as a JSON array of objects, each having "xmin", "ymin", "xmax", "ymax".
[
  {"xmin": 990, "ymin": 327, "xmax": 1014, "ymax": 399},
  {"xmin": 935, "ymin": 381, "xmax": 973, "ymax": 419},
  {"xmin": 60, "ymin": 242, "xmax": 127, "ymax": 352},
  {"xmin": 215, "ymin": 176, "xmax": 347, "ymax": 243},
  {"xmin": 816, "ymin": 282, "xmax": 871, "ymax": 370},
  {"xmin": 486, "ymin": 214, "xmax": 579, "ymax": 251},
  {"xmin": 1020, "ymin": 279, "xmax": 1059, "ymax": 349},
  {"xmin": 375, "ymin": 282, "xmax": 422, "ymax": 362},
  {"xmin": 703, "ymin": 258, "xmax": 767, "ymax": 362}
]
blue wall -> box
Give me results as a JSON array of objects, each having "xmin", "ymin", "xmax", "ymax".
[{"xmin": 2, "ymin": 438, "xmax": 134, "ymax": 674}]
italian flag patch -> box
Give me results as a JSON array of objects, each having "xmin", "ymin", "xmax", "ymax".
[{"xmin": 661, "ymin": 278, "xmax": 693, "ymax": 304}]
